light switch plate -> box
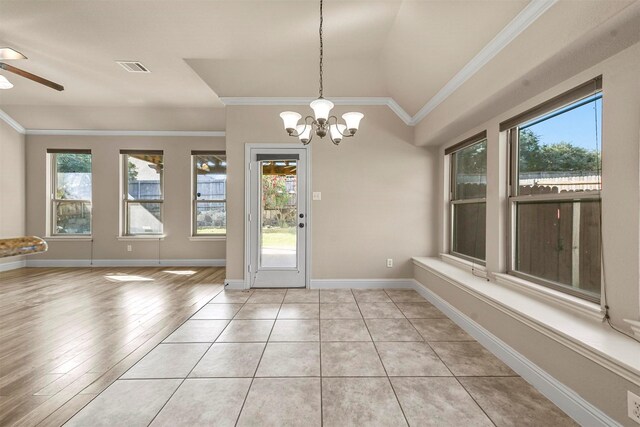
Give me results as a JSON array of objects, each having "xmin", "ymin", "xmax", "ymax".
[{"xmin": 313, "ymin": 192, "xmax": 322, "ymax": 201}]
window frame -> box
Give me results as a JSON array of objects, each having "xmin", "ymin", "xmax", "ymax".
[
  {"xmin": 505, "ymin": 82, "xmax": 603, "ymax": 303},
  {"xmin": 447, "ymin": 133, "xmax": 487, "ymax": 265},
  {"xmin": 121, "ymin": 151, "xmax": 164, "ymax": 236},
  {"xmin": 49, "ymin": 150, "xmax": 93, "ymax": 237},
  {"xmin": 191, "ymin": 151, "xmax": 226, "ymax": 237}
]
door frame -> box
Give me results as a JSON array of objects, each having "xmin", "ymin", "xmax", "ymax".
[{"xmin": 244, "ymin": 143, "xmax": 312, "ymax": 289}]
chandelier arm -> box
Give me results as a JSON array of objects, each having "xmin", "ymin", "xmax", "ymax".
[{"xmin": 328, "ymin": 115, "xmax": 353, "ymax": 138}]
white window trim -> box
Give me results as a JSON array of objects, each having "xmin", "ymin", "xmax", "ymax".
[
  {"xmin": 48, "ymin": 151, "xmax": 93, "ymax": 238},
  {"xmin": 505, "ymin": 91, "xmax": 603, "ymax": 304},
  {"xmin": 191, "ymin": 152, "xmax": 227, "ymax": 237},
  {"xmin": 447, "ymin": 136, "xmax": 487, "ymax": 265},
  {"xmin": 121, "ymin": 152, "xmax": 164, "ymax": 237}
]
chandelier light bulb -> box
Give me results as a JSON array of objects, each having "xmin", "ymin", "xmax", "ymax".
[
  {"xmin": 280, "ymin": 111, "xmax": 302, "ymax": 132},
  {"xmin": 0, "ymin": 75, "xmax": 13, "ymax": 89},
  {"xmin": 342, "ymin": 112, "xmax": 364, "ymax": 133},
  {"xmin": 296, "ymin": 124, "xmax": 312, "ymax": 144},
  {"xmin": 329, "ymin": 124, "xmax": 346, "ymax": 143},
  {"xmin": 310, "ymin": 98, "xmax": 334, "ymax": 123}
]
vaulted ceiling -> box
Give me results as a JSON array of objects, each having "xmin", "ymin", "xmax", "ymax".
[{"xmin": 0, "ymin": 0, "xmax": 636, "ymax": 131}]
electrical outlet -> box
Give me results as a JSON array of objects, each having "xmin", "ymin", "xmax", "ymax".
[
  {"xmin": 127, "ymin": 245, "xmax": 132, "ymax": 252},
  {"xmin": 629, "ymin": 391, "xmax": 640, "ymax": 424},
  {"xmin": 313, "ymin": 192, "xmax": 322, "ymax": 201},
  {"xmin": 386, "ymin": 258, "xmax": 393, "ymax": 268}
]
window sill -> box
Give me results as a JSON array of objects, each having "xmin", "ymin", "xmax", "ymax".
[
  {"xmin": 45, "ymin": 236, "xmax": 93, "ymax": 241},
  {"xmin": 116, "ymin": 235, "xmax": 166, "ymax": 241},
  {"xmin": 412, "ymin": 257, "xmax": 640, "ymax": 385},
  {"xmin": 440, "ymin": 253, "xmax": 488, "ymax": 278},
  {"xmin": 493, "ymin": 273, "xmax": 603, "ymax": 321},
  {"xmin": 189, "ymin": 236, "xmax": 226, "ymax": 241}
]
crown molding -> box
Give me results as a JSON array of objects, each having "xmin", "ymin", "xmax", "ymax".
[
  {"xmin": 0, "ymin": 108, "xmax": 26, "ymax": 134},
  {"xmin": 1, "ymin": 1, "xmax": 554, "ymax": 134},
  {"xmin": 24, "ymin": 129, "xmax": 225, "ymax": 137},
  {"xmin": 411, "ymin": 0, "xmax": 558, "ymax": 125},
  {"xmin": 219, "ymin": 96, "xmax": 413, "ymax": 126}
]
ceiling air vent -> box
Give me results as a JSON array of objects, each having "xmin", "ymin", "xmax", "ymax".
[{"xmin": 116, "ymin": 61, "xmax": 150, "ymax": 73}]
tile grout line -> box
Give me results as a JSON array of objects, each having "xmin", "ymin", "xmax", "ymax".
[
  {"xmin": 62, "ymin": 281, "xmax": 229, "ymax": 427},
  {"xmin": 232, "ymin": 292, "xmax": 284, "ymax": 427},
  {"xmin": 145, "ymin": 287, "xmax": 254, "ymax": 427},
  {"xmin": 384, "ymin": 290, "xmax": 498, "ymax": 427},
  {"xmin": 354, "ymin": 290, "xmax": 411, "ymax": 427}
]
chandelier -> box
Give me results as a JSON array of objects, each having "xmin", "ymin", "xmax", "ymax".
[{"xmin": 279, "ymin": 0, "xmax": 363, "ymax": 145}]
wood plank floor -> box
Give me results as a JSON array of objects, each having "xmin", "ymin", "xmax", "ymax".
[{"xmin": 0, "ymin": 267, "xmax": 225, "ymax": 427}]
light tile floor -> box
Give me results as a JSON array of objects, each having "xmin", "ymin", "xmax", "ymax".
[{"xmin": 67, "ymin": 288, "xmax": 577, "ymax": 427}]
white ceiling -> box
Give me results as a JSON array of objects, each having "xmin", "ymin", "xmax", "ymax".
[{"xmin": 0, "ymin": 0, "xmax": 636, "ymax": 130}]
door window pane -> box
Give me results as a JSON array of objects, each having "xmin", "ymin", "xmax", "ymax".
[
  {"xmin": 518, "ymin": 94, "xmax": 602, "ymax": 195},
  {"xmin": 452, "ymin": 202, "xmax": 486, "ymax": 261},
  {"xmin": 196, "ymin": 202, "xmax": 226, "ymax": 235},
  {"xmin": 515, "ymin": 200, "xmax": 601, "ymax": 297},
  {"xmin": 260, "ymin": 160, "xmax": 297, "ymax": 268}
]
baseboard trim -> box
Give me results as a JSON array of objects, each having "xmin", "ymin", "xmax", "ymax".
[
  {"xmin": 25, "ymin": 259, "xmax": 226, "ymax": 268},
  {"xmin": 411, "ymin": 279, "xmax": 619, "ymax": 427},
  {"xmin": 0, "ymin": 259, "xmax": 27, "ymax": 272},
  {"xmin": 310, "ymin": 278, "xmax": 416, "ymax": 289},
  {"xmin": 224, "ymin": 279, "xmax": 245, "ymax": 289}
]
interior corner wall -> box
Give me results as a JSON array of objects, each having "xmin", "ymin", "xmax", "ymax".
[
  {"xmin": 0, "ymin": 119, "xmax": 26, "ymax": 268},
  {"xmin": 224, "ymin": 105, "xmax": 436, "ymax": 282},
  {"xmin": 435, "ymin": 43, "xmax": 640, "ymax": 332},
  {"xmin": 24, "ymin": 135, "xmax": 226, "ymax": 263}
]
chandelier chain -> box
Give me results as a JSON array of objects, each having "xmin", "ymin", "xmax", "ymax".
[{"xmin": 319, "ymin": 0, "xmax": 323, "ymax": 98}]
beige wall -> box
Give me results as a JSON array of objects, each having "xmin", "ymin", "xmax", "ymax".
[
  {"xmin": 25, "ymin": 135, "xmax": 226, "ymax": 262},
  {"xmin": 225, "ymin": 105, "xmax": 436, "ymax": 281},
  {"xmin": 0, "ymin": 120, "xmax": 26, "ymax": 267},
  {"xmin": 433, "ymin": 42, "xmax": 640, "ymax": 330}
]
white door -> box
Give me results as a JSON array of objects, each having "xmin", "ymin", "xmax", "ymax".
[{"xmin": 248, "ymin": 147, "xmax": 308, "ymax": 288}]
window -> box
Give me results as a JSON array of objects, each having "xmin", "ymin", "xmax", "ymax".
[
  {"xmin": 447, "ymin": 132, "xmax": 487, "ymax": 263},
  {"xmin": 49, "ymin": 149, "xmax": 92, "ymax": 235},
  {"xmin": 192, "ymin": 151, "xmax": 226, "ymax": 236},
  {"xmin": 504, "ymin": 77, "xmax": 602, "ymax": 302},
  {"xmin": 122, "ymin": 150, "xmax": 164, "ymax": 235}
]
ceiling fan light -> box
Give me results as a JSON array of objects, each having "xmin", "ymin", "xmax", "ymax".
[
  {"xmin": 280, "ymin": 111, "xmax": 302, "ymax": 132},
  {"xmin": 310, "ymin": 98, "xmax": 334, "ymax": 122},
  {"xmin": 342, "ymin": 112, "xmax": 364, "ymax": 133},
  {"xmin": 0, "ymin": 47, "xmax": 27, "ymax": 60},
  {"xmin": 0, "ymin": 75, "xmax": 13, "ymax": 89},
  {"xmin": 329, "ymin": 124, "xmax": 346, "ymax": 142}
]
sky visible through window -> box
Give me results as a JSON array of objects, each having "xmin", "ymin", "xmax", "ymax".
[{"xmin": 521, "ymin": 94, "xmax": 602, "ymax": 152}]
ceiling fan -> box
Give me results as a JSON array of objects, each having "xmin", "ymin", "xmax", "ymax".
[{"xmin": 0, "ymin": 47, "xmax": 64, "ymax": 91}]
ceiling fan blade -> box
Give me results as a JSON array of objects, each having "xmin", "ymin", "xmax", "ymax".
[{"xmin": 0, "ymin": 62, "xmax": 64, "ymax": 91}]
